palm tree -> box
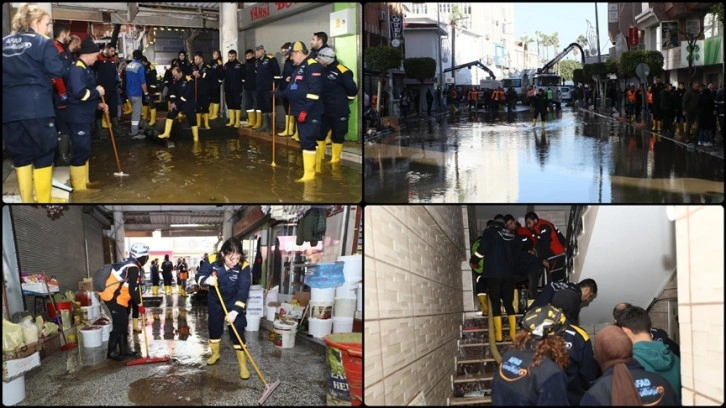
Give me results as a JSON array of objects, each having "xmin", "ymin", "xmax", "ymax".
[
  {"xmin": 519, "ymin": 35, "xmax": 534, "ymax": 68},
  {"xmin": 541, "ymin": 33, "xmax": 551, "ymax": 62},
  {"xmin": 574, "ymin": 34, "xmax": 589, "ymax": 57},
  {"xmin": 535, "ymin": 30, "xmax": 543, "ymax": 66},
  {"xmin": 551, "ymin": 32, "xmax": 559, "ymax": 59}
]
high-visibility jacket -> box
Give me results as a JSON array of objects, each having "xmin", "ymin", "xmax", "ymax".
[
  {"xmin": 647, "ymin": 90, "xmax": 653, "ymax": 105},
  {"xmin": 627, "ymin": 89, "xmax": 636, "ymax": 103}
]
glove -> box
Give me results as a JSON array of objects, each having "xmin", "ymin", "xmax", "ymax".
[
  {"xmin": 138, "ymin": 305, "xmax": 146, "ymax": 315},
  {"xmin": 469, "ymin": 255, "xmax": 481, "ymax": 268},
  {"xmin": 298, "ymin": 111, "xmax": 308, "ymax": 123},
  {"xmin": 225, "ymin": 310, "xmax": 239, "ymax": 324},
  {"xmin": 205, "ymin": 274, "xmax": 218, "ymax": 287},
  {"xmin": 143, "ymin": 93, "xmax": 150, "ymax": 104}
]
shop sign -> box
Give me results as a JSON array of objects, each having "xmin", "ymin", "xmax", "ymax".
[
  {"xmin": 608, "ymin": 4, "xmax": 618, "ymax": 23},
  {"xmin": 241, "ymin": 2, "xmax": 310, "ymax": 26},
  {"xmin": 390, "ymin": 14, "xmax": 403, "ymax": 47}
]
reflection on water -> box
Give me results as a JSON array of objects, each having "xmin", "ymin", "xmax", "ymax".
[
  {"xmin": 365, "ymin": 109, "xmax": 724, "ymax": 203},
  {"xmin": 76, "ymin": 133, "xmax": 361, "ymax": 202}
]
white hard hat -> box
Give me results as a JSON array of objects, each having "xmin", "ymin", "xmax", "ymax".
[{"xmin": 130, "ymin": 242, "xmax": 149, "ymax": 258}]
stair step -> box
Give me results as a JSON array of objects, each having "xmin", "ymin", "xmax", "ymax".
[
  {"xmin": 457, "ymin": 357, "xmax": 496, "ymax": 364},
  {"xmin": 453, "ymin": 374, "xmax": 494, "ymax": 383},
  {"xmin": 450, "ymin": 395, "xmax": 492, "ymax": 405}
]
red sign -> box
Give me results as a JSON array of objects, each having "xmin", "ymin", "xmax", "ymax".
[
  {"xmin": 275, "ymin": 2, "xmax": 297, "ymax": 11},
  {"xmin": 628, "ymin": 26, "xmax": 639, "ymax": 46},
  {"xmin": 250, "ymin": 4, "xmax": 270, "ymax": 21}
]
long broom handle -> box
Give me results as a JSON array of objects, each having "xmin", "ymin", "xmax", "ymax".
[
  {"xmin": 271, "ymin": 82, "xmax": 277, "ymax": 167},
  {"xmin": 138, "ymin": 283, "xmax": 150, "ymax": 359},
  {"xmin": 100, "ymin": 95, "xmax": 124, "ymax": 174},
  {"xmin": 212, "ymin": 275, "xmax": 269, "ymax": 385}
]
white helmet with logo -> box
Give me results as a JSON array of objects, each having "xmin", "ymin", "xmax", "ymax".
[{"xmin": 129, "ymin": 242, "xmax": 149, "ymax": 258}]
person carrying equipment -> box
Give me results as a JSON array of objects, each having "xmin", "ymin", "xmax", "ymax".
[
  {"xmin": 525, "ymin": 211, "xmax": 567, "ymax": 282},
  {"xmin": 528, "ymin": 279, "xmax": 598, "ymax": 325},
  {"xmin": 196, "ymin": 237, "xmax": 252, "ymax": 379},
  {"xmin": 157, "ymin": 67, "xmax": 199, "ymax": 142},
  {"xmin": 98, "ymin": 242, "xmax": 149, "ymax": 361}
]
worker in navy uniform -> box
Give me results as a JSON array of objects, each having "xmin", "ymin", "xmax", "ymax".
[
  {"xmin": 50, "ymin": 22, "xmax": 73, "ymax": 165},
  {"xmin": 177, "ymin": 257, "xmax": 189, "ymax": 297},
  {"xmin": 276, "ymin": 41, "xmax": 324, "ymax": 182},
  {"xmin": 150, "ymin": 259, "xmax": 160, "ymax": 296},
  {"xmin": 277, "ymin": 42, "xmax": 297, "ymax": 138},
  {"xmin": 161, "ymin": 254, "xmax": 174, "ymax": 296},
  {"xmin": 192, "ymin": 51, "xmax": 213, "ymax": 131},
  {"xmin": 57, "ymin": 38, "xmax": 109, "ymax": 192},
  {"xmin": 580, "ymin": 324, "xmax": 678, "ymax": 406},
  {"xmin": 613, "ymin": 303, "xmax": 680, "ymax": 357},
  {"xmin": 551, "ymin": 292, "xmax": 600, "ymax": 405},
  {"xmin": 171, "ymin": 49, "xmax": 192, "ymax": 77},
  {"xmin": 208, "ymin": 49, "xmax": 225, "ymax": 120},
  {"xmin": 309, "ymin": 31, "xmax": 331, "ymax": 59},
  {"xmin": 528, "ymin": 279, "xmax": 598, "ymax": 325},
  {"xmin": 99, "ymin": 242, "xmax": 149, "ymax": 361},
  {"xmin": 140, "ymin": 56, "xmax": 158, "ymax": 126},
  {"xmin": 158, "ymin": 67, "xmax": 199, "ymax": 142},
  {"xmin": 197, "ymin": 237, "xmax": 252, "ymax": 380},
  {"xmin": 94, "ymin": 44, "xmax": 121, "ymax": 137},
  {"xmin": 3, "ymin": 4, "xmax": 66, "ymax": 203},
  {"xmin": 242, "ymin": 49, "xmax": 258, "ymax": 128},
  {"xmin": 315, "ymin": 46, "xmax": 358, "ymax": 168},
  {"xmin": 253, "ymin": 45, "xmax": 280, "ymax": 132},
  {"xmin": 223, "ymin": 49, "xmax": 244, "ymax": 128},
  {"xmin": 492, "ymin": 305, "xmax": 571, "ymax": 406}
]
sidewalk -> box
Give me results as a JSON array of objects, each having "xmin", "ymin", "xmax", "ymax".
[{"xmin": 578, "ymin": 106, "xmax": 724, "ymax": 160}]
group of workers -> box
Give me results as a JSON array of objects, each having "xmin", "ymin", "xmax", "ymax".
[{"xmin": 97, "ymin": 238, "xmax": 252, "ymax": 381}]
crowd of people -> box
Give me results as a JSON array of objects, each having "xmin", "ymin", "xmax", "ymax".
[{"xmin": 3, "ymin": 4, "xmax": 358, "ymax": 202}]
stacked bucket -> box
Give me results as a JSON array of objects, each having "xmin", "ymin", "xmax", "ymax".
[
  {"xmin": 308, "ymin": 284, "xmax": 336, "ymax": 338},
  {"xmin": 333, "ymin": 255, "xmax": 362, "ymax": 333},
  {"xmin": 246, "ymin": 285, "xmax": 264, "ymax": 332}
]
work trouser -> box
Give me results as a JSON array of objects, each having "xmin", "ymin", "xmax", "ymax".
[
  {"xmin": 167, "ymin": 104, "xmax": 197, "ymax": 126},
  {"xmin": 515, "ymin": 253, "xmax": 542, "ymax": 299},
  {"xmin": 130, "ymin": 96, "xmax": 142, "ymax": 135},
  {"xmin": 256, "ymin": 88, "xmax": 272, "ymax": 113},
  {"xmin": 475, "ymin": 273, "xmax": 487, "ymax": 295},
  {"xmin": 106, "ymin": 300, "xmax": 130, "ymax": 342},
  {"xmin": 142, "ymin": 93, "xmax": 157, "ymax": 110},
  {"xmin": 128, "ymin": 302, "xmax": 139, "ymax": 319},
  {"xmin": 196, "ymin": 92, "xmax": 210, "ymax": 113},
  {"xmin": 244, "ymin": 90, "xmax": 257, "ymax": 111},
  {"xmin": 225, "ymin": 88, "xmax": 242, "ymax": 110},
  {"xmin": 321, "ymin": 114, "xmax": 349, "ymax": 144},
  {"xmin": 103, "ymin": 89, "xmax": 119, "ymax": 119},
  {"xmin": 208, "ymin": 298, "xmax": 246, "ymax": 345},
  {"xmin": 685, "ymin": 112, "xmax": 698, "ymax": 140},
  {"xmin": 533, "ymin": 109, "xmax": 546, "ymax": 122},
  {"xmin": 151, "ymin": 274, "xmax": 160, "ymax": 287},
  {"xmin": 3, "ymin": 118, "xmax": 58, "ymax": 168},
  {"xmin": 486, "ymin": 277, "xmax": 516, "ymax": 317},
  {"xmin": 66, "ymin": 122, "xmax": 93, "ymax": 166},
  {"xmin": 210, "ymin": 86, "xmax": 222, "ymax": 104},
  {"xmin": 162, "ymin": 272, "xmax": 172, "ymax": 286},
  {"xmin": 297, "ymin": 114, "xmax": 322, "ymax": 151}
]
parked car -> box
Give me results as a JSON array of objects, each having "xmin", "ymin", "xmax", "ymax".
[{"xmin": 560, "ymin": 86, "xmax": 572, "ymax": 105}]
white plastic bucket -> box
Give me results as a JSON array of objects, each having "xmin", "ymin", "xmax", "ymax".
[
  {"xmin": 334, "ymin": 298, "xmax": 356, "ymax": 318},
  {"xmin": 246, "ymin": 315, "xmax": 261, "ymax": 332},
  {"xmin": 335, "ymin": 282, "xmax": 357, "ymax": 299},
  {"xmin": 333, "ymin": 317, "xmax": 354, "ymax": 333},
  {"xmin": 309, "ymin": 302, "xmax": 334, "ymax": 319},
  {"xmin": 307, "ymin": 317, "xmax": 333, "ymax": 338},
  {"xmin": 266, "ymin": 306, "xmax": 277, "ymax": 322},
  {"xmin": 98, "ymin": 323, "xmax": 111, "ymax": 342},
  {"xmin": 80, "ymin": 325, "xmax": 102, "ymax": 348},
  {"xmin": 248, "ymin": 287, "xmax": 264, "ymax": 316},
  {"xmin": 356, "ymin": 283, "xmax": 362, "ymax": 311},
  {"xmin": 2, "ymin": 374, "xmax": 26, "ymax": 406},
  {"xmin": 337, "ymin": 255, "xmax": 362, "ymax": 283},
  {"xmin": 273, "ymin": 320, "xmax": 298, "ymax": 349},
  {"xmin": 311, "ymin": 287, "xmax": 336, "ymax": 303}
]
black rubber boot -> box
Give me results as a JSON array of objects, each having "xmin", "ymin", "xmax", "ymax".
[
  {"xmin": 119, "ymin": 333, "xmax": 140, "ymax": 358},
  {"xmin": 107, "ymin": 334, "xmax": 123, "ymax": 361}
]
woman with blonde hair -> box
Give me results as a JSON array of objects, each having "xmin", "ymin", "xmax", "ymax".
[
  {"xmin": 3, "ymin": 3, "xmax": 66, "ymax": 202},
  {"xmin": 492, "ymin": 304, "xmax": 570, "ymax": 405}
]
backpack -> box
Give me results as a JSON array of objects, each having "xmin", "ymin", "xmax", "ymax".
[
  {"xmin": 470, "ymin": 238, "xmax": 484, "ymax": 274},
  {"xmin": 93, "ymin": 263, "xmax": 128, "ymax": 293}
]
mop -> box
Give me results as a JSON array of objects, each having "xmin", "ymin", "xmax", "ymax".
[
  {"xmin": 271, "ymin": 82, "xmax": 277, "ymax": 167},
  {"xmin": 212, "ymin": 280, "xmax": 280, "ymax": 405},
  {"xmin": 127, "ymin": 284, "xmax": 171, "ymax": 366},
  {"xmin": 101, "ymin": 95, "xmax": 129, "ymax": 177}
]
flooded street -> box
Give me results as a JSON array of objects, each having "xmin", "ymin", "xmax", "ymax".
[
  {"xmin": 75, "ymin": 124, "xmax": 361, "ymax": 203},
  {"xmin": 365, "ymin": 108, "xmax": 724, "ymax": 203}
]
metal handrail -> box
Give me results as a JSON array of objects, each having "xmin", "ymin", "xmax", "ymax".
[
  {"xmin": 564, "ymin": 205, "xmax": 587, "ymax": 280},
  {"xmin": 645, "ymin": 296, "xmax": 678, "ymax": 314}
]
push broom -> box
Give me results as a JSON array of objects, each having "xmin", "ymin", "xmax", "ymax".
[
  {"xmin": 127, "ymin": 284, "xmax": 170, "ymax": 366},
  {"xmin": 101, "ymin": 95, "xmax": 129, "ymax": 177},
  {"xmin": 212, "ymin": 277, "xmax": 280, "ymax": 405}
]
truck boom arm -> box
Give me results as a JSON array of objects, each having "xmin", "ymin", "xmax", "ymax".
[
  {"xmin": 443, "ymin": 61, "xmax": 496, "ymax": 80},
  {"xmin": 537, "ymin": 42, "xmax": 585, "ymax": 74}
]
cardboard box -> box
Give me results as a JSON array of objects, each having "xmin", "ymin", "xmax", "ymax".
[
  {"xmin": 293, "ymin": 291, "xmax": 310, "ymax": 307},
  {"xmin": 78, "ymin": 279, "xmax": 93, "ymax": 292},
  {"xmin": 2, "ymin": 342, "xmax": 42, "ymax": 360},
  {"xmin": 21, "ymin": 282, "xmax": 59, "ymax": 294},
  {"xmin": 2, "ymin": 351, "xmax": 40, "ymax": 382},
  {"xmin": 40, "ymin": 332, "xmax": 61, "ymax": 360}
]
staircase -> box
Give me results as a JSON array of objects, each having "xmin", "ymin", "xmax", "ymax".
[{"xmin": 449, "ymin": 311, "xmax": 523, "ymax": 406}]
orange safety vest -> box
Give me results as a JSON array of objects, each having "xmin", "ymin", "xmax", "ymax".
[
  {"xmin": 627, "ymin": 89, "xmax": 636, "ymax": 103},
  {"xmin": 99, "ymin": 263, "xmax": 136, "ymax": 306}
]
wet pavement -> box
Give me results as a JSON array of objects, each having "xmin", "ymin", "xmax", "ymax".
[
  {"xmin": 65, "ymin": 119, "xmax": 361, "ymax": 203},
  {"xmin": 17, "ymin": 293, "xmax": 330, "ymax": 406},
  {"xmin": 364, "ymin": 108, "xmax": 724, "ymax": 203}
]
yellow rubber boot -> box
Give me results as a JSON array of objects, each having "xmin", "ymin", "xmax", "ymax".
[
  {"xmin": 207, "ymin": 341, "xmax": 221, "ymax": 365},
  {"xmin": 296, "ymin": 150, "xmax": 317, "ymax": 182},
  {"xmin": 532, "ymin": 119, "xmax": 536, "ymax": 127},
  {"xmin": 235, "ymin": 350, "xmax": 251, "ymax": 379},
  {"xmin": 508, "ymin": 315, "xmax": 518, "ymax": 340},
  {"xmin": 132, "ymin": 317, "xmax": 142, "ymax": 333},
  {"xmin": 202, "ymin": 113, "xmax": 210, "ymax": 129},
  {"xmin": 141, "ymin": 105, "xmax": 149, "ymax": 121},
  {"xmin": 226, "ymin": 109, "xmax": 236, "ymax": 126},
  {"xmin": 493, "ymin": 316, "xmax": 503, "ymax": 342},
  {"xmin": 152, "ymin": 286, "xmax": 159, "ymax": 296},
  {"xmin": 15, "ymin": 165, "xmax": 34, "ymax": 203},
  {"xmin": 233, "ymin": 110, "xmax": 241, "ymax": 129},
  {"xmin": 196, "ymin": 113, "xmax": 202, "ymax": 129},
  {"xmin": 165, "ymin": 285, "xmax": 172, "ymax": 296},
  {"xmin": 158, "ymin": 119, "xmax": 174, "ymax": 139},
  {"xmin": 252, "ymin": 110, "xmax": 263, "ymax": 129},
  {"xmin": 33, "ymin": 166, "xmax": 54, "ymax": 203},
  {"xmin": 315, "ymin": 141, "xmax": 326, "ymax": 173},
  {"xmin": 69, "ymin": 165, "xmax": 88, "ymax": 191},
  {"xmin": 526, "ymin": 299, "xmax": 535, "ymax": 308},
  {"xmin": 209, "ymin": 103, "xmax": 218, "ymax": 120},
  {"xmin": 291, "ymin": 120, "xmax": 300, "ymax": 142},
  {"xmin": 325, "ymin": 129, "xmax": 333, "ymax": 145},
  {"xmin": 277, "ymin": 115, "xmax": 291, "ymax": 136},
  {"xmin": 330, "ymin": 143, "xmax": 343, "ymax": 164},
  {"xmin": 123, "ymin": 100, "xmax": 132, "ymax": 114},
  {"xmin": 243, "ymin": 110, "xmax": 255, "ymax": 127},
  {"xmin": 192, "ymin": 125, "xmax": 199, "ymax": 143},
  {"xmin": 477, "ymin": 294, "xmax": 489, "ymax": 316},
  {"xmin": 149, "ymin": 108, "xmax": 157, "ymax": 126}
]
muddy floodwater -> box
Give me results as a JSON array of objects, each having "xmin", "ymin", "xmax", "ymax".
[
  {"xmin": 365, "ymin": 108, "xmax": 724, "ymax": 203},
  {"xmin": 75, "ymin": 126, "xmax": 361, "ymax": 203}
]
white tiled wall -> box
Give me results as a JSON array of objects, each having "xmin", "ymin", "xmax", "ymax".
[
  {"xmin": 365, "ymin": 206, "xmax": 467, "ymax": 406},
  {"xmin": 675, "ymin": 206, "xmax": 724, "ymax": 406}
]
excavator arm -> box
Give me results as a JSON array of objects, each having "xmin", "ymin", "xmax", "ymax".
[
  {"xmin": 537, "ymin": 42, "xmax": 586, "ymax": 74},
  {"xmin": 443, "ymin": 61, "xmax": 496, "ymax": 80}
]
